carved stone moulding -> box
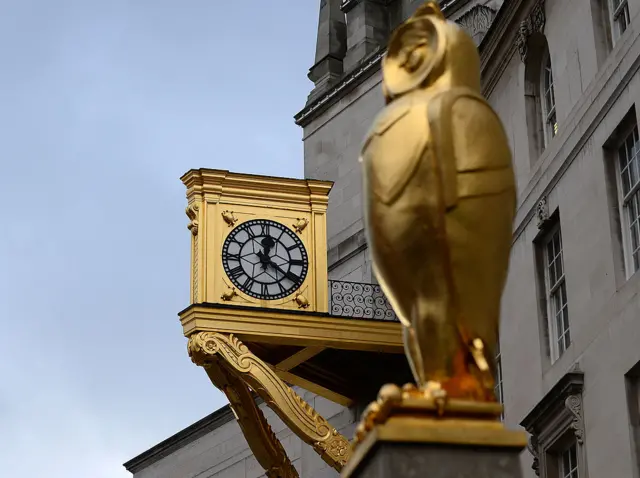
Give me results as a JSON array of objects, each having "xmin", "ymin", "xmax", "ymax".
[
  {"xmin": 515, "ymin": 0, "xmax": 546, "ymax": 62},
  {"xmin": 535, "ymin": 196, "xmax": 550, "ymax": 229},
  {"xmin": 455, "ymin": 4, "xmax": 497, "ymax": 46},
  {"xmin": 520, "ymin": 368, "xmax": 585, "ymax": 476}
]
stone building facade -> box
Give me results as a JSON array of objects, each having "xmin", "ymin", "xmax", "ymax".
[{"xmin": 125, "ymin": 0, "xmax": 640, "ymax": 477}]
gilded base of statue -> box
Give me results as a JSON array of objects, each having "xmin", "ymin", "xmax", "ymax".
[{"xmin": 342, "ymin": 384, "xmax": 527, "ymax": 478}]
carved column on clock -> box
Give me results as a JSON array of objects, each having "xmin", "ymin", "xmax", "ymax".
[
  {"xmin": 186, "ymin": 201, "xmax": 202, "ymax": 304},
  {"xmin": 309, "ymin": 180, "xmax": 330, "ymax": 312},
  {"xmin": 183, "ymin": 169, "xmax": 227, "ymax": 305}
]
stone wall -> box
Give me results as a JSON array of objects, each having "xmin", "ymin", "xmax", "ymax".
[{"xmin": 130, "ymin": 389, "xmax": 357, "ymax": 478}]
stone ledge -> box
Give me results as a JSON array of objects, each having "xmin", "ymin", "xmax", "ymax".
[{"xmin": 328, "ymin": 227, "xmax": 368, "ymax": 272}]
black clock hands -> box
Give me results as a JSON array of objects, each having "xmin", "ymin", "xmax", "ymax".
[
  {"xmin": 257, "ymin": 236, "xmax": 276, "ymax": 270},
  {"xmin": 267, "ymin": 259, "xmax": 300, "ymax": 284},
  {"xmin": 256, "ymin": 240, "xmax": 300, "ymax": 284},
  {"xmin": 222, "ymin": 219, "xmax": 308, "ymax": 300}
]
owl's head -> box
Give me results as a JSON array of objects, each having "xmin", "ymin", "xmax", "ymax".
[{"xmin": 382, "ymin": 1, "xmax": 480, "ymax": 102}]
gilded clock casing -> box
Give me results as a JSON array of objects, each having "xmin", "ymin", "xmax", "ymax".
[{"xmin": 181, "ymin": 169, "xmax": 332, "ymax": 313}]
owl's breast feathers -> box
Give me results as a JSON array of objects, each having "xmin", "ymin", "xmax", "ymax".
[
  {"xmin": 361, "ymin": 88, "xmax": 514, "ymax": 210},
  {"xmin": 361, "ymin": 95, "xmax": 430, "ymax": 206}
]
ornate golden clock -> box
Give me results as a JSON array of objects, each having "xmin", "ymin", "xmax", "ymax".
[
  {"xmin": 180, "ymin": 168, "xmax": 406, "ymax": 476},
  {"xmin": 181, "ymin": 168, "xmax": 332, "ymax": 313}
]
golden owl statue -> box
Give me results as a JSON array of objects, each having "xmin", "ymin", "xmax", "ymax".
[{"xmin": 361, "ymin": 2, "xmax": 516, "ymax": 402}]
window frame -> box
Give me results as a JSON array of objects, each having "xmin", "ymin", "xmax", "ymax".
[
  {"xmin": 521, "ymin": 370, "xmax": 586, "ymax": 478},
  {"xmin": 559, "ymin": 442, "xmax": 580, "ymax": 478},
  {"xmin": 625, "ymin": 361, "xmax": 640, "ymax": 477},
  {"xmin": 540, "ymin": 49, "xmax": 558, "ymax": 146},
  {"xmin": 541, "ymin": 222, "xmax": 570, "ymax": 362},
  {"xmin": 614, "ymin": 123, "xmax": 640, "ymax": 278},
  {"xmin": 611, "ymin": 0, "xmax": 631, "ymax": 42}
]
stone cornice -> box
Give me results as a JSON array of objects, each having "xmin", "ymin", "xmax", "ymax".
[
  {"xmin": 519, "ymin": 369, "xmax": 584, "ymax": 433},
  {"xmin": 520, "ymin": 368, "xmax": 585, "ymax": 476},
  {"xmin": 295, "ymin": 48, "xmax": 385, "ymax": 127}
]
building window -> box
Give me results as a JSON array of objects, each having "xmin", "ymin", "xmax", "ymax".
[
  {"xmin": 616, "ymin": 124, "xmax": 640, "ymax": 275},
  {"xmin": 611, "ymin": 0, "xmax": 631, "ymax": 41},
  {"xmin": 542, "ymin": 52, "xmax": 558, "ymax": 144},
  {"xmin": 543, "ymin": 224, "xmax": 570, "ymax": 361},
  {"xmin": 626, "ymin": 362, "xmax": 640, "ymax": 475},
  {"xmin": 521, "ymin": 369, "xmax": 586, "ymax": 478},
  {"xmin": 560, "ymin": 443, "xmax": 579, "ymax": 478}
]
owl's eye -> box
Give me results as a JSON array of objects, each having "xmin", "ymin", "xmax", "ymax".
[{"xmin": 406, "ymin": 49, "xmax": 425, "ymax": 72}]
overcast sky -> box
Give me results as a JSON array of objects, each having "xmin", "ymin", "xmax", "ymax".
[{"xmin": 0, "ymin": 1, "xmax": 318, "ymax": 476}]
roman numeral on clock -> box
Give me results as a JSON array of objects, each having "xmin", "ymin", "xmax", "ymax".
[
  {"xmin": 223, "ymin": 252, "xmax": 241, "ymax": 262},
  {"xmin": 243, "ymin": 276, "xmax": 254, "ymax": 290},
  {"xmin": 229, "ymin": 266, "xmax": 244, "ymax": 279}
]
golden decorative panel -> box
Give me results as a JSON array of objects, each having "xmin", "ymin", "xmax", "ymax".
[{"xmin": 182, "ymin": 169, "xmax": 332, "ymax": 313}]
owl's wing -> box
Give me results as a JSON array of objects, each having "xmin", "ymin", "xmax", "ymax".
[{"xmin": 429, "ymin": 88, "xmax": 516, "ymax": 366}]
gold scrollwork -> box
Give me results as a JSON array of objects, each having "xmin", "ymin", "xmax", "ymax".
[
  {"xmin": 188, "ymin": 332, "xmax": 352, "ymax": 470},
  {"xmin": 186, "ymin": 203, "xmax": 200, "ymax": 236}
]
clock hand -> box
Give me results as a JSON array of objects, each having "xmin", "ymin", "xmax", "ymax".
[
  {"xmin": 268, "ymin": 260, "xmax": 300, "ymax": 283},
  {"xmin": 259, "ymin": 236, "xmax": 276, "ymax": 270}
]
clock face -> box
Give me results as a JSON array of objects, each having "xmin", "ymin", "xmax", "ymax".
[{"xmin": 222, "ymin": 219, "xmax": 309, "ymax": 300}]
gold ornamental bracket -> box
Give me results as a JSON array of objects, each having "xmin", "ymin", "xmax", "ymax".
[
  {"xmin": 188, "ymin": 332, "xmax": 353, "ymax": 472},
  {"xmin": 205, "ymin": 357, "xmax": 299, "ymax": 478},
  {"xmin": 179, "ymin": 302, "xmax": 407, "ymax": 406}
]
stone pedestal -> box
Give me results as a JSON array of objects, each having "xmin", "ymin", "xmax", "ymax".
[
  {"xmin": 342, "ymin": 408, "xmax": 527, "ymax": 478},
  {"xmin": 344, "ymin": 441, "xmax": 524, "ymax": 478}
]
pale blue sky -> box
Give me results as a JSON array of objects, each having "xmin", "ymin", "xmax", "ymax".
[{"xmin": 0, "ymin": 1, "xmax": 318, "ymax": 476}]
